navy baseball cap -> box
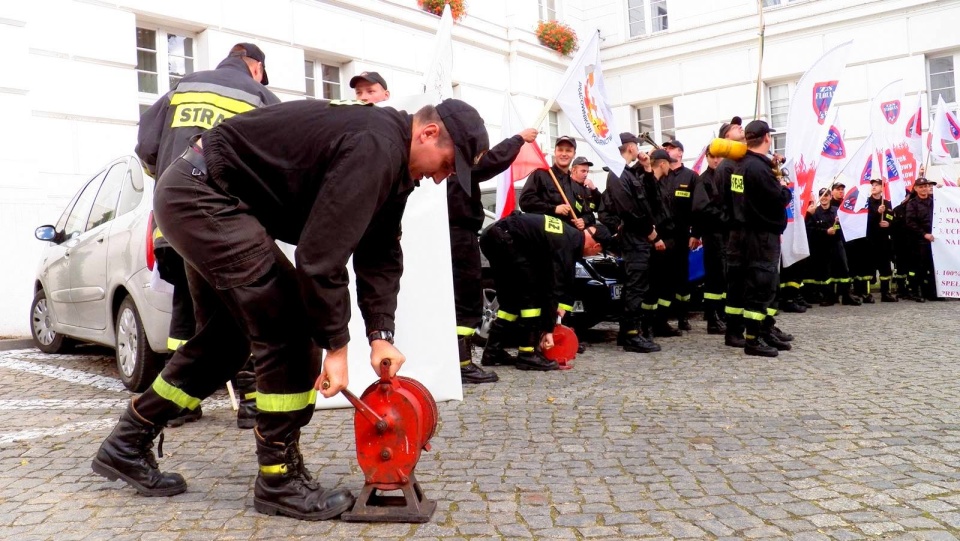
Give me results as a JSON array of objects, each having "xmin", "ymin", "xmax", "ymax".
[{"xmin": 231, "ymin": 43, "xmax": 269, "ymax": 85}]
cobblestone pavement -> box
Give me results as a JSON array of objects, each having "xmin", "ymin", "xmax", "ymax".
[{"xmin": 1, "ymin": 300, "xmax": 959, "ymax": 540}]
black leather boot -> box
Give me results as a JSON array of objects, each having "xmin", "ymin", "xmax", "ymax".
[
  {"xmin": 253, "ymin": 429, "xmax": 355, "ymax": 521},
  {"xmin": 819, "ymin": 284, "xmax": 836, "ymax": 306},
  {"xmin": 480, "ymin": 318, "xmax": 517, "ymax": 367},
  {"xmin": 761, "ymin": 318, "xmax": 792, "ymax": 351},
  {"xmin": 724, "ymin": 314, "xmax": 746, "ymax": 348},
  {"xmin": 743, "ymin": 321, "xmax": 778, "ymax": 357},
  {"xmin": 91, "ymin": 400, "xmax": 187, "ymax": 497},
  {"xmin": 459, "ymin": 336, "xmax": 498, "ymax": 383},
  {"xmin": 652, "ymin": 311, "xmax": 682, "ymax": 337},
  {"xmin": 166, "ymin": 405, "xmax": 202, "ymax": 428},
  {"xmin": 235, "ymin": 369, "xmax": 258, "ymax": 430},
  {"xmin": 675, "ymin": 301, "xmax": 692, "ymax": 331},
  {"xmin": 705, "ymin": 306, "xmax": 726, "ymax": 335},
  {"xmin": 840, "ymin": 283, "xmax": 862, "ymax": 306},
  {"xmin": 622, "ymin": 320, "xmax": 661, "ymax": 353},
  {"xmin": 515, "ymin": 327, "xmax": 558, "ymax": 371}
]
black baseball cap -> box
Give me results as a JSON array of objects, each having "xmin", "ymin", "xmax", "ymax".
[
  {"xmin": 650, "ymin": 149, "xmax": 677, "ymax": 163},
  {"xmin": 662, "ymin": 140, "xmax": 684, "ymax": 152},
  {"xmin": 619, "ymin": 132, "xmax": 638, "ymax": 145},
  {"xmin": 831, "ymin": 181, "xmax": 846, "ymax": 190},
  {"xmin": 588, "ymin": 223, "xmax": 614, "ymax": 251},
  {"xmin": 744, "ymin": 119, "xmax": 775, "ymax": 138},
  {"xmin": 231, "ymin": 43, "xmax": 269, "ymax": 85},
  {"xmin": 571, "ymin": 156, "xmax": 593, "ymax": 167},
  {"xmin": 436, "ymin": 99, "xmax": 490, "ymax": 195},
  {"xmin": 349, "ymin": 71, "xmax": 388, "ymax": 90},
  {"xmin": 555, "ymin": 135, "xmax": 577, "ymax": 149},
  {"xmin": 719, "ymin": 116, "xmax": 742, "ymax": 138},
  {"xmin": 915, "ymin": 177, "xmax": 936, "ymax": 186},
  {"xmin": 869, "ymin": 178, "xmax": 883, "ymax": 186}
]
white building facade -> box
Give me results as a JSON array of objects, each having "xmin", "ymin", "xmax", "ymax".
[{"xmin": 1, "ymin": 0, "xmax": 957, "ymax": 336}]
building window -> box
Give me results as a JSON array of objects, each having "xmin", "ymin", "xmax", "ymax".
[
  {"xmin": 627, "ymin": 0, "xmax": 668, "ymax": 38},
  {"xmin": 767, "ymin": 82, "xmax": 792, "ymax": 157},
  {"xmin": 547, "ymin": 110, "xmax": 559, "ymax": 150},
  {"xmin": 305, "ymin": 61, "xmax": 342, "ymax": 99},
  {"xmin": 539, "ymin": 0, "xmax": 557, "ymax": 21},
  {"xmin": 762, "ymin": 0, "xmax": 803, "ymax": 7},
  {"xmin": 636, "ymin": 103, "xmax": 674, "ymax": 145},
  {"xmin": 136, "ymin": 27, "xmax": 195, "ymax": 114},
  {"xmin": 928, "ymin": 54, "xmax": 959, "ymax": 159}
]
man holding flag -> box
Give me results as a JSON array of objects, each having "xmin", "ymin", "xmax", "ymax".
[{"xmin": 519, "ymin": 136, "xmax": 585, "ymax": 229}]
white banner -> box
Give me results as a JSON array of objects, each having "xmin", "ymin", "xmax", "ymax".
[{"xmin": 933, "ymin": 186, "xmax": 960, "ymax": 298}]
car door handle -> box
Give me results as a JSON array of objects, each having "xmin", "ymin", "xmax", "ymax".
[{"xmin": 96, "ymin": 237, "xmax": 104, "ymax": 244}]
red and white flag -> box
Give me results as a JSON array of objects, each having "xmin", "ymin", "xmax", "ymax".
[
  {"xmin": 930, "ymin": 94, "xmax": 960, "ymax": 163},
  {"xmin": 691, "ymin": 145, "xmax": 708, "ymax": 175},
  {"xmin": 783, "ymin": 40, "xmax": 853, "ymax": 267},
  {"xmin": 495, "ymin": 95, "xmax": 549, "ymax": 219},
  {"xmin": 835, "ymin": 135, "xmax": 878, "ymax": 241},
  {"xmin": 813, "ymin": 107, "xmax": 847, "ymax": 194},
  {"xmin": 869, "ymin": 80, "xmax": 914, "ymax": 201},
  {"xmin": 553, "ymin": 31, "xmax": 625, "ymax": 176}
]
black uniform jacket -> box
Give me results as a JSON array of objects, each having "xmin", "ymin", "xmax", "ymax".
[
  {"xmin": 495, "ymin": 213, "xmax": 584, "ymax": 331},
  {"xmin": 692, "ymin": 166, "xmax": 729, "ymax": 236},
  {"xmin": 731, "ymin": 151, "xmax": 792, "ymax": 234},
  {"xmin": 201, "ymin": 100, "xmax": 416, "ymax": 351},
  {"xmin": 136, "ymin": 56, "xmax": 280, "ymax": 178},
  {"xmin": 865, "ymin": 196, "xmax": 894, "ymax": 240},
  {"xmin": 905, "ymin": 195, "xmax": 934, "ymax": 238},
  {"xmin": 600, "ymin": 166, "xmax": 655, "ymax": 240},
  {"xmin": 519, "ymin": 165, "xmax": 586, "ymax": 225},
  {"xmin": 639, "ymin": 168, "xmax": 675, "ymax": 240},
  {"xmin": 663, "ymin": 165, "xmax": 699, "ymax": 239},
  {"xmin": 447, "ymin": 135, "xmax": 525, "ymax": 231},
  {"xmin": 806, "ymin": 205, "xmax": 842, "ymax": 245}
]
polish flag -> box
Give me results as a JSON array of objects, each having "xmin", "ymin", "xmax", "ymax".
[
  {"xmin": 496, "ymin": 95, "xmax": 549, "ymax": 219},
  {"xmin": 691, "ymin": 145, "xmax": 708, "ymax": 175}
]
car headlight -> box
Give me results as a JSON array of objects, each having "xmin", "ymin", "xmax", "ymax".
[{"xmin": 575, "ymin": 262, "xmax": 591, "ymax": 279}]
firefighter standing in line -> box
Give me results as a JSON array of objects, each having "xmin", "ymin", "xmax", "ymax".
[
  {"xmin": 806, "ymin": 188, "xmax": 856, "ymax": 307},
  {"xmin": 864, "ymin": 178, "xmax": 898, "ymax": 302},
  {"xmin": 479, "ymin": 213, "xmax": 610, "ymax": 371},
  {"xmin": 602, "ymin": 132, "xmax": 661, "ymax": 353},
  {"xmin": 637, "ymin": 149, "xmax": 683, "ymax": 338},
  {"xmin": 92, "ymin": 98, "xmax": 490, "ymax": 521},
  {"xmin": 892, "ymin": 187, "xmax": 916, "ymax": 298},
  {"xmin": 136, "ymin": 43, "xmax": 281, "ymax": 429},
  {"xmin": 520, "ymin": 135, "xmax": 586, "ymax": 229},
  {"xmin": 662, "ymin": 139, "xmax": 699, "ymax": 332},
  {"xmin": 568, "ymin": 156, "xmax": 602, "ymax": 227},
  {"xmin": 715, "ymin": 116, "xmax": 751, "ymax": 348},
  {"xmin": 691, "ymin": 148, "xmax": 728, "ymax": 334},
  {"xmin": 447, "ymin": 127, "xmax": 539, "ymax": 384},
  {"xmin": 841, "ymin": 180, "xmax": 875, "ymax": 303},
  {"xmin": 728, "ymin": 120, "xmax": 793, "ymax": 358},
  {"xmin": 905, "ymin": 177, "xmax": 939, "ymax": 301}
]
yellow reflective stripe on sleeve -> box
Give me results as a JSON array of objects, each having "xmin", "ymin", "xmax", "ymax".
[
  {"xmin": 657, "ymin": 299, "xmax": 672, "ymax": 308},
  {"xmin": 259, "ymin": 464, "xmax": 288, "ymax": 475},
  {"xmin": 766, "ymin": 308, "xmax": 777, "ymax": 316},
  {"xmin": 166, "ymin": 337, "xmax": 188, "ymax": 351},
  {"xmin": 151, "ymin": 376, "xmax": 202, "ymax": 411},
  {"xmin": 169, "ymin": 91, "xmax": 257, "ymax": 115},
  {"xmin": 743, "ymin": 310, "xmax": 766, "ymax": 321},
  {"xmin": 558, "ymin": 303, "xmax": 574, "ymax": 312},
  {"xmin": 456, "ymin": 326, "xmax": 476, "ymax": 336},
  {"xmin": 544, "ymin": 216, "xmax": 563, "ymax": 234},
  {"xmin": 244, "ymin": 391, "xmax": 258, "ymax": 400},
  {"xmin": 496, "ymin": 310, "xmax": 518, "ymax": 322},
  {"xmin": 703, "ymin": 292, "xmax": 724, "ymax": 300},
  {"xmin": 520, "ymin": 308, "xmax": 542, "ymax": 318},
  {"xmin": 725, "ymin": 306, "xmax": 744, "ymax": 315},
  {"xmin": 731, "ymin": 174, "xmax": 744, "ymax": 193},
  {"xmin": 256, "ymin": 389, "xmax": 317, "ymax": 413}
]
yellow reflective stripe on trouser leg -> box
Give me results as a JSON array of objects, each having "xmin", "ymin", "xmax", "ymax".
[
  {"xmin": 256, "ymin": 390, "xmax": 317, "ymax": 413},
  {"xmin": 520, "ymin": 308, "xmax": 542, "ymax": 318},
  {"xmin": 641, "ymin": 303, "xmax": 658, "ymax": 311},
  {"xmin": 167, "ymin": 337, "xmax": 188, "ymax": 351},
  {"xmin": 725, "ymin": 306, "xmax": 744, "ymax": 315},
  {"xmin": 743, "ymin": 310, "xmax": 766, "ymax": 321},
  {"xmin": 658, "ymin": 299, "xmax": 672, "ymax": 308},
  {"xmin": 456, "ymin": 326, "xmax": 476, "ymax": 336},
  {"xmin": 496, "ymin": 310, "xmax": 518, "ymax": 322},
  {"xmin": 518, "ymin": 346, "xmax": 534, "ymax": 352},
  {"xmin": 703, "ymin": 292, "xmax": 724, "ymax": 301},
  {"xmin": 244, "ymin": 391, "xmax": 258, "ymax": 401},
  {"xmin": 766, "ymin": 308, "xmax": 777, "ymax": 317},
  {"xmin": 151, "ymin": 376, "xmax": 202, "ymax": 411}
]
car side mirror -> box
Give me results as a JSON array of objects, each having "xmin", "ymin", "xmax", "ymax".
[{"xmin": 35, "ymin": 225, "xmax": 57, "ymax": 242}]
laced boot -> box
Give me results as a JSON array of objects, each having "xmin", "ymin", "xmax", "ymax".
[
  {"xmin": 761, "ymin": 318, "xmax": 792, "ymax": 351},
  {"xmin": 724, "ymin": 313, "xmax": 746, "ymax": 348},
  {"xmin": 652, "ymin": 311, "xmax": 682, "ymax": 337},
  {"xmin": 621, "ymin": 319, "xmax": 661, "ymax": 353},
  {"xmin": 705, "ymin": 306, "xmax": 726, "ymax": 335},
  {"xmin": 480, "ymin": 318, "xmax": 517, "ymax": 367},
  {"xmin": 819, "ymin": 284, "xmax": 836, "ymax": 306},
  {"xmin": 675, "ymin": 301, "xmax": 692, "ymax": 332},
  {"xmin": 166, "ymin": 405, "xmax": 202, "ymax": 428},
  {"xmin": 253, "ymin": 429, "xmax": 355, "ymax": 520},
  {"xmin": 458, "ymin": 336, "xmax": 498, "ymax": 384},
  {"xmin": 880, "ymin": 280, "xmax": 897, "ymax": 302},
  {"xmin": 91, "ymin": 400, "xmax": 187, "ymax": 496},
  {"xmin": 840, "ymin": 283, "xmax": 862, "ymax": 306},
  {"xmin": 234, "ymin": 369, "xmax": 258, "ymax": 430},
  {"xmin": 515, "ymin": 327, "xmax": 558, "ymax": 371},
  {"xmin": 743, "ymin": 321, "xmax": 778, "ymax": 358}
]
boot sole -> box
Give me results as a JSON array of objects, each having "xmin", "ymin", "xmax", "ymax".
[
  {"xmin": 253, "ymin": 495, "xmax": 355, "ymax": 521},
  {"xmin": 744, "ymin": 349, "xmax": 779, "ymax": 358},
  {"xmin": 462, "ymin": 376, "xmax": 499, "ymax": 384},
  {"xmin": 624, "ymin": 345, "xmax": 661, "ymax": 353},
  {"xmin": 515, "ymin": 363, "xmax": 558, "ymax": 371},
  {"xmin": 237, "ymin": 419, "xmax": 256, "ymax": 430},
  {"xmin": 91, "ymin": 458, "xmax": 187, "ymax": 497}
]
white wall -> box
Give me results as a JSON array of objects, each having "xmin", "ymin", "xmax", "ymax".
[{"xmin": 1, "ymin": 0, "xmax": 959, "ymax": 336}]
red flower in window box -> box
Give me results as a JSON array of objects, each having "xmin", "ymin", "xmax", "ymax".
[
  {"xmin": 418, "ymin": 0, "xmax": 466, "ymax": 22},
  {"xmin": 536, "ymin": 20, "xmax": 578, "ymax": 56}
]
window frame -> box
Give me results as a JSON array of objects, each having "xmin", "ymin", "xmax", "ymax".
[
  {"xmin": 547, "ymin": 110, "xmax": 560, "ymax": 151},
  {"xmin": 635, "ymin": 102, "xmax": 675, "ymax": 146},
  {"xmin": 766, "ymin": 81, "xmax": 795, "ymax": 158},
  {"xmin": 762, "ymin": 0, "xmax": 804, "ymax": 8},
  {"xmin": 538, "ymin": 0, "xmax": 557, "ymax": 22},
  {"xmin": 305, "ymin": 60, "xmax": 342, "ymax": 100},
  {"xmin": 136, "ymin": 26, "xmax": 197, "ymax": 114},
  {"xmin": 626, "ymin": 0, "xmax": 669, "ymax": 39},
  {"xmin": 927, "ymin": 52, "xmax": 959, "ymax": 160}
]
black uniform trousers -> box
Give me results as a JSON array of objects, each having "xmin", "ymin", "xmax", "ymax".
[
  {"xmin": 643, "ymin": 241, "xmax": 676, "ymax": 314},
  {"xmin": 450, "ymin": 226, "xmax": 483, "ymax": 334},
  {"xmin": 671, "ymin": 236, "xmax": 691, "ymax": 307},
  {"xmin": 729, "ymin": 229, "xmax": 780, "ymax": 334},
  {"xmin": 845, "ymin": 238, "xmax": 873, "ymax": 294},
  {"xmin": 619, "ymin": 233, "xmax": 652, "ymax": 331},
  {"xmin": 153, "ymin": 246, "xmax": 195, "ymax": 348},
  {"xmin": 700, "ymin": 232, "xmax": 727, "ymax": 306},
  {"xmin": 478, "ymin": 226, "xmax": 548, "ymax": 347},
  {"xmin": 135, "ymin": 155, "xmax": 319, "ymax": 444}
]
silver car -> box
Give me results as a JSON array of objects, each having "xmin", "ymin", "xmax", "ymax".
[{"xmin": 31, "ymin": 155, "xmax": 171, "ymax": 392}]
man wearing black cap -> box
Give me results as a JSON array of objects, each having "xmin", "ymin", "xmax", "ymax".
[
  {"xmin": 92, "ymin": 98, "xmax": 490, "ymax": 520},
  {"xmin": 136, "ymin": 42, "xmax": 281, "ymax": 429},
  {"xmin": 905, "ymin": 177, "xmax": 939, "ymax": 301},
  {"xmin": 662, "ymin": 139, "xmax": 699, "ymax": 331},
  {"xmin": 863, "ymin": 179, "xmax": 897, "ymax": 302},
  {"xmin": 520, "ymin": 135, "xmax": 585, "ymax": 229},
  {"xmin": 479, "ymin": 214, "xmax": 610, "ymax": 371},
  {"xmin": 601, "ymin": 132, "xmax": 661, "ymax": 353},
  {"xmin": 692, "ymin": 148, "xmax": 729, "ymax": 334},
  {"xmin": 729, "ymin": 120, "xmax": 793, "ymax": 357},
  {"xmin": 350, "ymin": 71, "xmax": 390, "ymax": 103},
  {"xmin": 569, "ymin": 156, "xmax": 602, "ymax": 227}
]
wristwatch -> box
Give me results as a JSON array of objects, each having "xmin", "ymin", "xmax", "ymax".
[{"xmin": 367, "ymin": 330, "xmax": 395, "ymax": 344}]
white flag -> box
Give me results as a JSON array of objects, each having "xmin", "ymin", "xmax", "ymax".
[
  {"xmin": 422, "ymin": 3, "xmax": 454, "ymax": 102},
  {"xmin": 812, "ymin": 107, "xmax": 847, "ymax": 195},
  {"xmin": 930, "ymin": 94, "xmax": 960, "ymax": 163},
  {"xmin": 553, "ymin": 31, "xmax": 625, "ymax": 176}
]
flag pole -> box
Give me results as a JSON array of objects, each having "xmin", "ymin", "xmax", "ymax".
[{"xmin": 753, "ymin": 0, "xmax": 766, "ymax": 119}]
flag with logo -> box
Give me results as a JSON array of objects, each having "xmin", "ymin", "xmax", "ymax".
[
  {"xmin": 495, "ymin": 95, "xmax": 550, "ymax": 219},
  {"xmin": 835, "ymin": 135, "xmax": 878, "ymax": 241},
  {"xmin": 783, "ymin": 40, "xmax": 853, "ymax": 267},
  {"xmin": 903, "ymin": 92, "xmax": 924, "ymax": 190},
  {"xmin": 813, "ymin": 107, "xmax": 847, "ymax": 194},
  {"xmin": 869, "ymin": 80, "xmax": 913, "ymax": 202},
  {"xmin": 553, "ymin": 31, "xmax": 625, "ymax": 177},
  {"xmin": 930, "ymin": 94, "xmax": 960, "ymax": 163}
]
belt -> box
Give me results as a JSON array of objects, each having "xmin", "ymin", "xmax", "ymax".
[{"xmin": 180, "ymin": 146, "xmax": 207, "ymax": 177}]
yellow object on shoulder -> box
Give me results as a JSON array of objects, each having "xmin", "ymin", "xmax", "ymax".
[{"xmin": 708, "ymin": 138, "xmax": 747, "ymax": 160}]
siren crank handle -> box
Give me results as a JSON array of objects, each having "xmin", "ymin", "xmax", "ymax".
[
  {"xmin": 379, "ymin": 358, "xmax": 392, "ymax": 382},
  {"xmin": 339, "ymin": 386, "xmax": 389, "ymax": 432}
]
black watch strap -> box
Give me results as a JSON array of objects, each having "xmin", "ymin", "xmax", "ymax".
[{"xmin": 367, "ymin": 330, "xmax": 394, "ymax": 344}]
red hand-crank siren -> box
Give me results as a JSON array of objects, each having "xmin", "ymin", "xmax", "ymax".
[
  {"xmin": 542, "ymin": 324, "xmax": 578, "ymax": 368},
  {"xmin": 339, "ymin": 359, "xmax": 438, "ymax": 522}
]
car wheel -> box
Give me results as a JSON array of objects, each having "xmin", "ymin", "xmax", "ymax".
[
  {"xmin": 30, "ymin": 289, "xmax": 71, "ymax": 353},
  {"xmin": 475, "ymin": 288, "xmax": 499, "ymax": 344},
  {"xmin": 115, "ymin": 296, "xmax": 163, "ymax": 392}
]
